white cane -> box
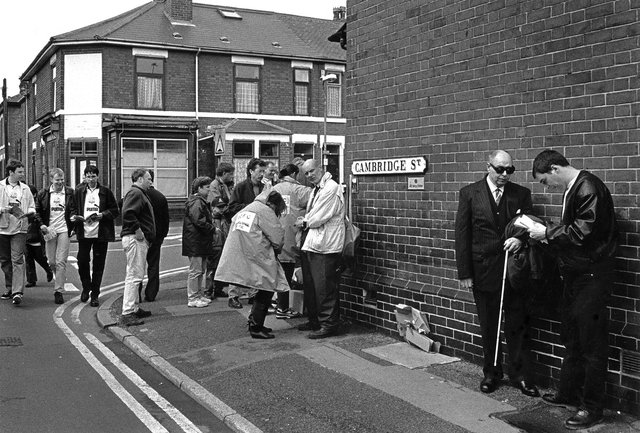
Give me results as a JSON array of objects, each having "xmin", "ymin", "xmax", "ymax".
[{"xmin": 493, "ymin": 250, "xmax": 509, "ymax": 367}]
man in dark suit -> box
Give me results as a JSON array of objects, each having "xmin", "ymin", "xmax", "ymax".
[
  {"xmin": 455, "ymin": 150, "xmax": 539, "ymax": 397},
  {"xmin": 529, "ymin": 149, "xmax": 617, "ymax": 430},
  {"xmin": 138, "ymin": 170, "xmax": 169, "ymax": 302}
]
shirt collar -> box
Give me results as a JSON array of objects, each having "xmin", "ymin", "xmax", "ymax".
[{"xmin": 485, "ymin": 176, "xmax": 503, "ymax": 193}]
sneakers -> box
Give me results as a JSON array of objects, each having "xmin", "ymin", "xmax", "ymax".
[
  {"xmin": 276, "ymin": 308, "xmax": 302, "ymax": 319},
  {"xmin": 54, "ymin": 292, "xmax": 64, "ymax": 304},
  {"xmin": 119, "ymin": 313, "xmax": 144, "ymax": 327},
  {"xmin": 199, "ymin": 296, "xmax": 212, "ymax": 304},
  {"xmin": 135, "ymin": 308, "xmax": 152, "ymax": 318},
  {"xmin": 188, "ymin": 299, "xmax": 209, "ymax": 308},
  {"xmin": 228, "ymin": 297, "xmax": 243, "ymax": 309},
  {"xmin": 1, "ymin": 290, "xmax": 12, "ymax": 300},
  {"xmin": 12, "ymin": 293, "xmax": 23, "ymax": 305}
]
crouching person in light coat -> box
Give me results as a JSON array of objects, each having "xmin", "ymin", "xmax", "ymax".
[{"xmin": 215, "ymin": 191, "xmax": 289, "ymax": 339}]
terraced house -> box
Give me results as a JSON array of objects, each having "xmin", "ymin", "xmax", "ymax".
[{"xmin": 4, "ymin": 0, "xmax": 346, "ymax": 206}]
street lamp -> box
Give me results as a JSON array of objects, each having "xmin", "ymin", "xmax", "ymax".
[{"xmin": 321, "ymin": 73, "xmax": 338, "ymax": 171}]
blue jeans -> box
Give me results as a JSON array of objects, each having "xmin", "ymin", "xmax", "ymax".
[{"xmin": 0, "ymin": 233, "xmax": 26, "ymax": 293}]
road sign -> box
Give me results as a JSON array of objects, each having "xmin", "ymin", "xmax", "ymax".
[{"xmin": 214, "ymin": 129, "xmax": 225, "ymax": 155}]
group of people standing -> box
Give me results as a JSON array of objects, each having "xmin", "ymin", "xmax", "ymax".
[{"xmin": 455, "ymin": 149, "xmax": 617, "ymax": 430}]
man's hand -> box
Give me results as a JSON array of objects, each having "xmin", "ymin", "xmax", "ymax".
[
  {"xmin": 135, "ymin": 228, "xmax": 145, "ymax": 241},
  {"xmin": 294, "ymin": 216, "xmax": 305, "ymax": 229},
  {"xmin": 528, "ymin": 225, "xmax": 547, "ymax": 241},
  {"xmin": 503, "ymin": 237, "xmax": 523, "ymax": 253},
  {"xmin": 460, "ymin": 278, "xmax": 474, "ymax": 290}
]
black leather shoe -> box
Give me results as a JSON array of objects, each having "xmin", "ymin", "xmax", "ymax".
[
  {"xmin": 135, "ymin": 308, "xmax": 152, "ymax": 318},
  {"xmin": 228, "ymin": 297, "xmax": 243, "ymax": 309},
  {"xmin": 249, "ymin": 329, "xmax": 275, "ymax": 339},
  {"xmin": 515, "ymin": 380, "xmax": 539, "ymax": 397},
  {"xmin": 564, "ymin": 409, "xmax": 603, "ymax": 430},
  {"xmin": 54, "ymin": 292, "xmax": 64, "ymax": 305},
  {"xmin": 80, "ymin": 291, "xmax": 90, "ymax": 303},
  {"xmin": 47, "ymin": 272, "xmax": 54, "ymax": 282},
  {"xmin": 297, "ymin": 322, "xmax": 320, "ymax": 331},
  {"xmin": 262, "ymin": 326, "xmax": 272, "ymax": 333},
  {"xmin": 90, "ymin": 298, "xmax": 99, "ymax": 307},
  {"xmin": 214, "ymin": 290, "xmax": 228, "ymax": 298},
  {"xmin": 542, "ymin": 393, "xmax": 575, "ymax": 407},
  {"xmin": 308, "ymin": 327, "xmax": 338, "ymax": 339},
  {"xmin": 480, "ymin": 377, "xmax": 498, "ymax": 394}
]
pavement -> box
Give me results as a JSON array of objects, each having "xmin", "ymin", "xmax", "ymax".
[{"xmin": 96, "ymin": 273, "xmax": 640, "ymax": 433}]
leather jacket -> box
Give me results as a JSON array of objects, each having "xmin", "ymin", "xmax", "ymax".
[{"xmin": 546, "ymin": 170, "xmax": 618, "ymax": 275}]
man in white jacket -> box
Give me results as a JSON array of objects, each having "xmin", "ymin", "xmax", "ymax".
[{"xmin": 295, "ymin": 159, "xmax": 345, "ymax": 339}]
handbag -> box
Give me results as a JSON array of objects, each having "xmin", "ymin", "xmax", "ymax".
[{"xmin": 342, "ymin": 216, "xmax": 361, "ymax": 258}]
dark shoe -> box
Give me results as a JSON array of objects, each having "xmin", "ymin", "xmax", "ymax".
[
  {"xmin": 80, "ymin": 291, "xmax": 90, "ymax": 303},
  {"xmin": 480, "ymin": 377, "xmax": 498, "ymax": 394},
  {"xmin": 514, "ymin": 380, "xmax": 539, "ymax": 397},
  {"xmin": 1, "ymin": 290, "xmax": 12, "ymax": 300},
  {"xmin": 247, "ymin": 296, "xmax": 255, "ymax": 305},
  {"xmin": 249, "ymin": 328, "xmax": 275, "ymax": 339},
  {"xmin": 214, "ymin": 289, "xmax": 228, "ymax": 298},
  {"xmin": 308, "ymin": 327, "xmax": 338, "ymax": 339},
  {"xmin": 564, "ymin": 409, "xmax": 603, "ymax": 430},
  {"xmin": 25, "ymin": 281, "xmax": 36, "ymax": 288},
  {"xmin": 12, "ymin": 293, "xmax": 23, "ymax": 305},
  {"xmin": 90, "ymin": 298, "xmax": 99, "ymax": 307},
  {"xmin": 119, "ymin": 313, "xmax": 144, "ymax": 327},
  {"xmin": 228, "ymin": 297, "xmax": 243, "ymax": 309},
  {"xmin": 144, "ymin": 296, "xmax": 155, "ymax": 302},
  {"xmin": 297, "ymin": 322, "xmax": 321, "ymax": 331},
  {"xmin": 47, "ymin": 272, "xmax": 54, "ymax": 282},
  {"xmin": 262, "ymin": 326, "xmax": 272, "ymax": 333},
  {"xmin": 135, "ymin": 308, "xmax": 152, "ymax": 318},
  {"xmin": 542, "ymin": 393, "xmax": 576, "ymax": 407},
  {"xmin": 54, "ymin": 292, "xmax": 64, "ymax": 304}
]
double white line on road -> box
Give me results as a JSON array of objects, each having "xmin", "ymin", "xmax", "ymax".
[{"xmin": 54, "ymin": 267, "xmax": 200, "ymax": 433}]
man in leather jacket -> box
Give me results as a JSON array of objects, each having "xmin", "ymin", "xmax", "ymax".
[{"xmin": 529, "ymin": 149, "xmax": 618, "ymax": 431}]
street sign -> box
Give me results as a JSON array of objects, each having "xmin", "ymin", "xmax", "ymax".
[
  {"xmin": 351, "ymin": 156, "xmax": 427, "ymax": 175},
  {"xmin": 214, "ymin": 128, "xmax": 225, "ymax": 155}
]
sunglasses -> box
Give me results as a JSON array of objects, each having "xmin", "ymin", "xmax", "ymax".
[{"xmin": 489, "ymin": 163, "xmax": 516, "ymax": 175}]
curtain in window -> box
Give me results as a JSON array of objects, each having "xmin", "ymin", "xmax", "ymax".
[
  {"xmin": 295, "ymin": 85, "xmax": 308, "ymax": 115},
  {"xmin": 327, "ymin": 85, "xmax": 341, "ymax": 117},
  {"xmin": 137, "ymin": 77, "xmax": 163, "ymax": 109},
  {"xmin": 236, "ymin": 81, "xmax": 259, "ymax": 113}
]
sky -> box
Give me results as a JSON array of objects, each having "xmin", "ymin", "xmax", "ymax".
[{"xmin": 0, "ymin": 0, "xmax": 346, "ymax": 96}]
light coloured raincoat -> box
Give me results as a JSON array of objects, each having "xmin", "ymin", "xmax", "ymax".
[
  {"xmin": 273, "ymin": 176, "xmax": 312, "ymax": 263},
  {"xmin": 215, "ymin": 192, "xmax": 289, "ymax": 293},
  {"xmin": 301, "ymin": 172, "xmax": 345, "ymax": 254}
]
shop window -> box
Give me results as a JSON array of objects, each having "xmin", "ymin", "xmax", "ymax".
[
  {"xmin": 235, "ymin": 65, "xmax": 260, "ymax": 113},
  {"xmin": 233, "ymin": 140, "xmax": 253, "ymax": 157},
  {"xmin": 259, "ymin": 141, "xmax": 279, "ymax": 158},
  {"xmin": 294, "ymin": 69, "xmax": 310, "ymax": 115},
  {"xmin": 136, "ymin": 57, "xmax": 164, "ymax": 110},
  {"xmin": 326, "ymin": 73, "xmax": 342, "ymax": 117}
]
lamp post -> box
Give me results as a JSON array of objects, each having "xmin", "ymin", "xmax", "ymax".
[{"xmin": 321, "ymin": 73, "xmax": 337, "ymax": 171}]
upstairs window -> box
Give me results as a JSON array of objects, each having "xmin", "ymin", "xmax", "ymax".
[
  {"xmin": 235, "ymin": 64, "xmax": 260, "ymax": 113},
  {"xmin": 136, "ymin": 57, "xmax": 164, "ymax": 109},
  {"xmin": 294, "ymin": 69, "xmax": 310, "ymax": 115},
  {"xmin": 326, "ymin": 72, "xmax": 342, "ymax": 117}
]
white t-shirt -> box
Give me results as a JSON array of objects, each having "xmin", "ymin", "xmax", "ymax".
[
  {"xmin": 49, "ymin": 187, "xmax": 67, "ymax": 234},
  {"xmin": 83, "ymin": 187, "xmax": 100, "ymax": 238}
]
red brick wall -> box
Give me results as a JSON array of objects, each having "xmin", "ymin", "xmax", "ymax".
[{"xmin": 345, "ymin": 0, "xmax": 640, "ymax": 414}]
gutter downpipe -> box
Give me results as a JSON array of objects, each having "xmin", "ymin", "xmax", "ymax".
[{"xmin": 195, "ymin": 48, "xmax": 201, "ymax": 176}]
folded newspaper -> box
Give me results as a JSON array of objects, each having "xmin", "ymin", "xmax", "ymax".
[{"xmin": 514, "ymin": 214, "xmax": 546, "ymax": 231}]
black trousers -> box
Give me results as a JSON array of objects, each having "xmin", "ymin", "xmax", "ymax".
[
  {"xmin": 204, "ymin": 248, "xmax": 226, "ymax": 295},
  {"xmin": 300, "ymin": 251, "xmax": 341, "ymax": 330},
  {"xmin": 472, "ymin": 283, "xmax": 536, "ymax": 382},
  {"xmin": 277, "ymin": 262, "xmax": 295, "ymax": 310},
  {"xmin": 77, "ymin": 239, "xmax": 109, "ymax": 298},
  {"xmin": 249, "ymin": 289, "xmax": 273, "ymax": 328},
  {"xmin": 141, "ymin": 238, "xmax": 163, "ymax": 301},
  {"xmin": 25, "ymin": 243, "xmax": 51, "ymax": 283},
  {"xmin": 558, "ymin": 272, "xmax": 611, "ymax": 412}
]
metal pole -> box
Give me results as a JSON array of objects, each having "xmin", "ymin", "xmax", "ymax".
[
  {"xmin": 2, "ymin": 78, "xmax": 8, "ymax": 167},
  {"xmin": 323, "ymin": 80, "xmax": 328, "ymax": 171}
]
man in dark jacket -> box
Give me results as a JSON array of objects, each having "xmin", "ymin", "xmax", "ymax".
[
  {"xmin": 225, "ymin": 158, "xmax": 268, "ymax": 308},
  {"xmin": 71, "ymin": 165, "xmax": 119, "ymax": 307},
  {"xmin": 138, "ymin": 170, "xmax": 169, "ymax": 302},
  {"xmin": 530, "ymin": 149, "xmax": 618, "ymax": 430},
  {"xmin": 455, "ymin": 150, "xmax": 539, "ymax": 398},
  {"xmin": 34, "ymin": 169, "xmax": 74, "ymax": 304},
  {"xmin": 119, "ymin": 168, "xmax": 156, "ymax": 327}
]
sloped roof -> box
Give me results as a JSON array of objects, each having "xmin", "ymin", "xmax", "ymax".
[{"xmin": 51, "ymin": 2, "xmax": 345, "ymax": 62}]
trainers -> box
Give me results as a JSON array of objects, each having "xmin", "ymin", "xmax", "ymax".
[
  {"xmin": 54, "ymin": 292, "xmax": 64, "ymax": 304},
  {"xmin": 135, "ymin": 308, "xmax": 152, "ymax": 318},
  {"xmin": 12, "ymin": 293, "xmax": 23, "ymax": 305},
  {"xmin": 188, "ymin": 299, "xmax": 209, "ymax": 308},
  {"xmin": 228, "ymin": 297, "xmax": 243, "ymax": 309},
  {"xmin": 1, "ymin": 290, "xmax": 12, "ymax": 300},
  {"xmin": 199, "ymin": 296, "xmax": 212, "ymax": 304},
  {"xmin": 276, "ymin": 308, "xmax": 302, "ymax": 319},
  {"xmin": 119, "ymin": 313, "xmax": 144, "ymax": 327}
]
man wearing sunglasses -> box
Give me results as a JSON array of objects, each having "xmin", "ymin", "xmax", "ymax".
[{"xmin": 455, "ymin": 150, "xmax": 539, "ymax": 398}]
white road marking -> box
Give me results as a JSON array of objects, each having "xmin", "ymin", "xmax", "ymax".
[
  {"xmin": 64, "ymin": 282, "xmax": 79, "ymax": 292},
  {"xmin": 86, "ymin": 333, "xmax": 202, "ymax": 433}
]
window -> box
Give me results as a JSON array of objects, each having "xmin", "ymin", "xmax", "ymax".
[
  {"xmin": 121, "ymin": 138, "xmax": 188, "ymax": 198},
  {"xmin": 294, "ymin": 69, "xmax": 310, "ymax": 115},
  {"xmin": 136, "ymin": 57, "xmax": 164, "ymax": 109},
  {"xmin": 232, "ymin": 140, "xmax": 253, "ymax": 157},
  {"xmin": 259, "ymin": 141, "xmax": 279, "ymax": 158},
  {"xmin": 326, "ymin": 73, "xmax": 342, "ymax": 117},
  {"xmin": 69, "ymin": 139, "xmax": 98, "ymax": 155},
  {"xmin": 52, "ymin": 65, "xmax": 57, "ymax": 111},
  {"xmin": 235, "ymin": 65, "xmax": 260, "ymax": 113}
]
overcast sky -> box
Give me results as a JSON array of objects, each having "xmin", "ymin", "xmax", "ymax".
[{"xmin": 0, "ymin": 0, "xmax": 345, "ymax": 96}]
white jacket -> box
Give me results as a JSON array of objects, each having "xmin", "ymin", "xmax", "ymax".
[{"xmin": 302, "ymin": 172, "xmax": 345, "ymax": 254}]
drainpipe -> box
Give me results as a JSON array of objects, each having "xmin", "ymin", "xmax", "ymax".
[
  {"xmin": 2, "ymin": 79, "xmax": 8, "ymax": 168},
  {"xmin": 195, "ymin": 48, "xmax": 201, "ymax": 176}
]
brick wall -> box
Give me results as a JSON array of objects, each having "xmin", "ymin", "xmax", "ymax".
[{"xmin": 345, "ymin": 0, "xmax": 640, "ymax": 414}]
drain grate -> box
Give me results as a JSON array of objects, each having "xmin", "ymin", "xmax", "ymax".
[
  {"xmin": 621, "ymin": 350, "xmax": 640, "ymax": 378},
  {"xmin": 0, "ymin": 337, "xmax": 23, "ymax": 346}
]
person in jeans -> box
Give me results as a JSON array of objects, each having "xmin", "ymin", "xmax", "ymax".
[
  {"xmin": 119, "ymin": 168, "xmax": 155, "ymax": 327},
  {"xmin": 71, "ymin": 165, "xmax": 119, "ymax": 307},
  {"xmin": 35, "ymin": 169, "xmax": 74, "ymax": 304},
  {"xmin": 0, "ymin": 159, "xmax": 36, "ymax": 306},
  {"xmin": 182, "ymin": 176, "xmax": 216, "ymax": 308},
  {"xmin": 24, "ymin": 185, "xmax": 54, "ymax": 290}
]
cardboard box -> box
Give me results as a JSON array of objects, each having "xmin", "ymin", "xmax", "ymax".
[
  {"xmin": 289, "ymin": 290, "xmax": 304, "ymax": 314},
  {"xmin": 405, "ymin": 327, "xmax": 434, "ymax": 352},
  {"xmin": 394, "ymin": 304, "xmax": 431, "ymax": 338}
]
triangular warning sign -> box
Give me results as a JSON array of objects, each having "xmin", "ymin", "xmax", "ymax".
[
  {"xmin": 215, "ymin": 136, "xmax": 224, "ymax": 153},
  {"xmin": 214, "ymin": 129, "xmax": 225, "ymax": 154}
]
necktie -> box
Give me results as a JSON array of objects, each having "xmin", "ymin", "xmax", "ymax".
[
  {"xmin": 494, "ymin": 188, "xmax": 502, "ymax": 204},
  {"xmin": 309, "ymin": 186, "xmax": 321, "ymax": 209}
]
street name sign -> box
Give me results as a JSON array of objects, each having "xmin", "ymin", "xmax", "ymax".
[{"xmin": 351, "ymin": 157, "xmax": 427, "ymax": 175}]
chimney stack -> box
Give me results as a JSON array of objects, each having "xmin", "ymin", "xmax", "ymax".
[
  {"xmin": 164, "ymin": 0, "xmax": 192, "ymax": 22},
  {"xmin": 333, "ymin": 6, "xmax": 346, "ymax": 21}
]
